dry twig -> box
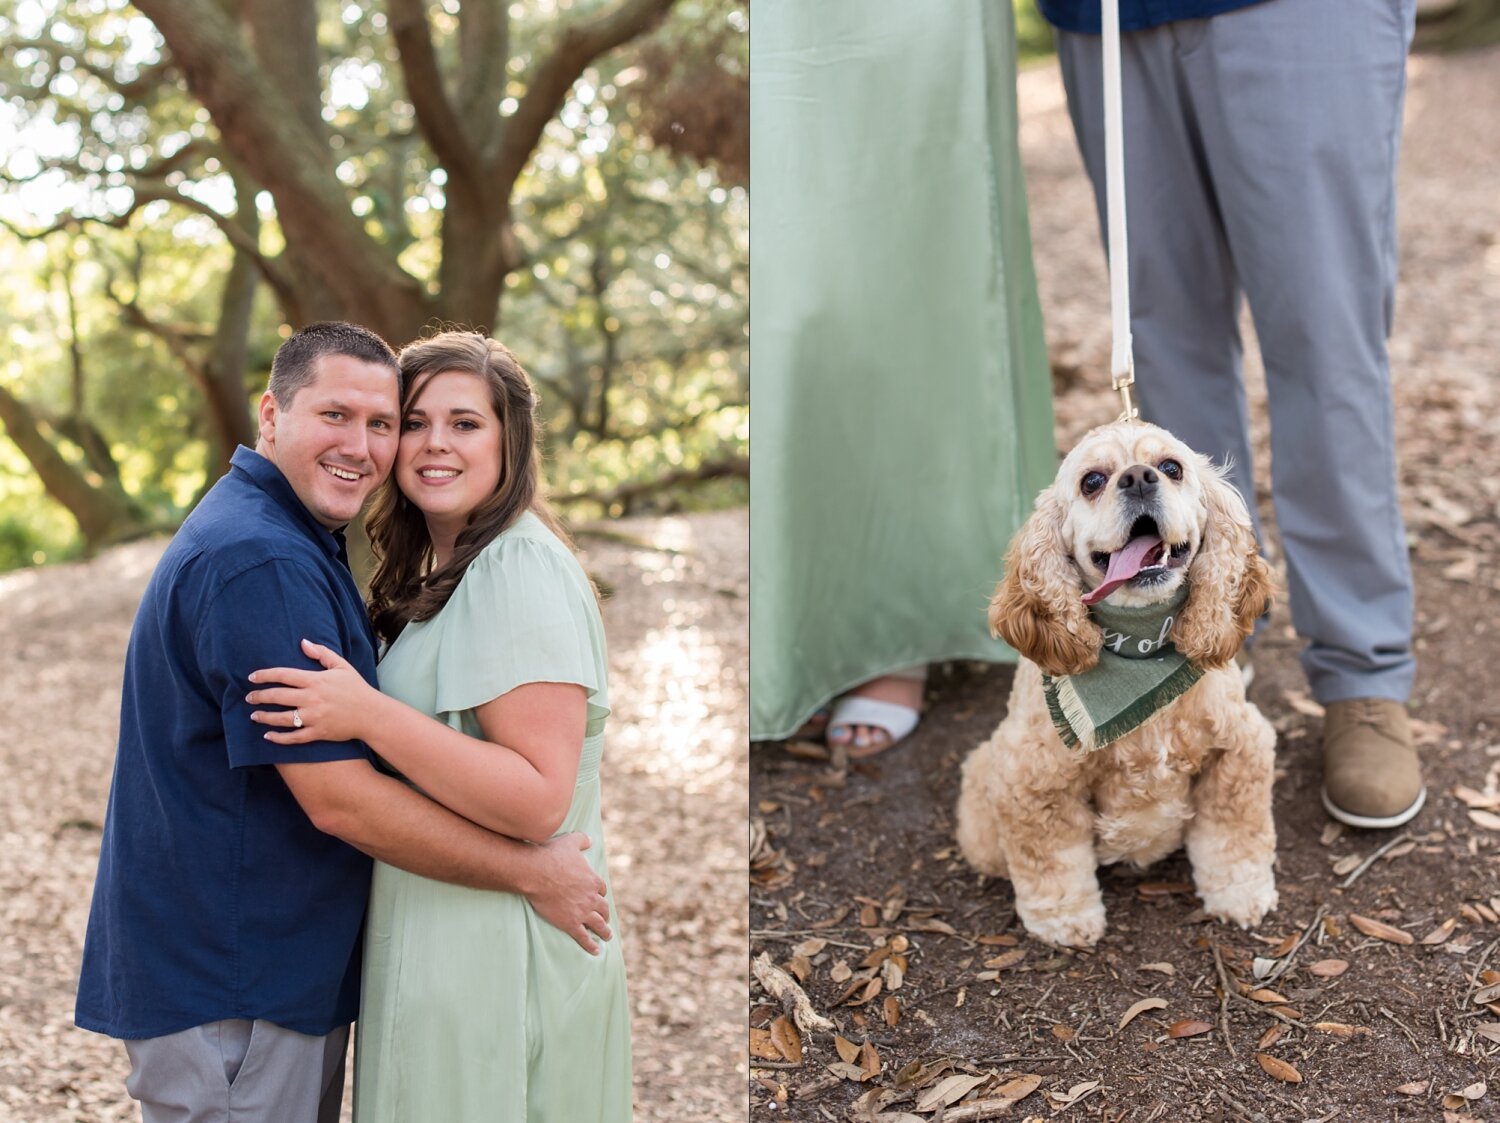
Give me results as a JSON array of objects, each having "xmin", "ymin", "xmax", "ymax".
[
  {"xmin": 1211, "ymin": 941, "xmax": 1239, "ymax": 1059},
  {"xmin": 1339, "ymin": 831, "xmax": 1414, "ymax": 889},
  {"xmin": 752, "ymin": 952, "xmax": 836, "ymax": 1036}
]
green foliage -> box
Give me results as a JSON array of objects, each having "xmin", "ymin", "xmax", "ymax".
[{"xmin": 1015, "ymin": 0, "xmax": 1056, "ymax": 64}]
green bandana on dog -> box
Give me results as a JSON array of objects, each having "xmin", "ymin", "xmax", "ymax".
[{"xmin": 1042, "ymin": 585, "xmax": 1202, "ymax": 752}]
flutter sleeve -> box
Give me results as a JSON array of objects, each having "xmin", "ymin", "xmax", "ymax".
[{"xmin": 431, "ymin": 530, "xmax": 610, "ymax": 726}]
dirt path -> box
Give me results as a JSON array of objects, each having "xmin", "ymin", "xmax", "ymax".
[
  {"xmin": 751, "ymin": 46, "xmax": 1500, "ymax": 1121},
  {"xmin": 0, "ymin": 508, "xmax": 747, "ymax": 1122}
]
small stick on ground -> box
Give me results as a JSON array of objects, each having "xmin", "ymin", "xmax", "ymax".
[
  {"xmin": 752, "ymin": 952, "xmax": 836, "ymax": 1036},
  {"xmin": 1380, "ymin": 1006, "xmax": 1422, "ymax": 1053},
  {"xmin": 1465, "ymin": 936, "xmax": 1500, "ymax": 1005},
  {"xmin": 1262, "ymin": 904, "xmax": 1331, "ymax": 986},
  {"xmin": 1340, "ymin": 831, "xmax": 1414, "ymax": 889},
  {"xmin": 1211, "ymin": 941, "xmax": 1239, "ymax": 1059}
]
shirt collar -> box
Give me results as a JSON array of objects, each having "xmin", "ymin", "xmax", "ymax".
[{"xmin": 230, "ymin": 445, "xmax": 350, "ymax": 565}]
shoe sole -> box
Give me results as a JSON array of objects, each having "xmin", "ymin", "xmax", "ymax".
[{"xmin": 1320, "ymin": 785, "xmax": 1426, "ymax": 830}]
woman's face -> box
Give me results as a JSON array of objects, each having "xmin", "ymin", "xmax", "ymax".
[{"xmin": 395, "ymin": 370, "xmax": 503, "ymax": 528}]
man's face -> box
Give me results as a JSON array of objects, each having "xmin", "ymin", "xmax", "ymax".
[{"xmin": 256, "ymin": 353, "xmax": 400, "ymax": 530}]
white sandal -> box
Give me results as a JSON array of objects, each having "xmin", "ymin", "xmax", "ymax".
[{"xmin": 827, "ymin": 666, "xmax": 926, "ymax": 758}]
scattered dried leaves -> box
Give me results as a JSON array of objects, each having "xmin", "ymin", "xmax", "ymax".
[
  {"xmin": 1309, "ymin": 958, "xmax": 1350, "ymax": 978},
  {"xmin": 1167, "ymin": 1019, "xmax": 1213, "ymax": 1039},
  {"xmin": 1349, "ymin": 913, "xmax": 1415, "ymax": 944},
  {"xmin": 1256, "ymin": 1054, "xmax": 1304, "ymax": 1083},
  {"xmin": 1119, "ymin": 996, "xmax": 1168, "ymax": 1029}
]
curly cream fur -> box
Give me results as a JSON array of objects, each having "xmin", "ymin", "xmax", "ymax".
[{"xmin": 958, "ymin": 421, "xmax": 1278, "ymax": 948}]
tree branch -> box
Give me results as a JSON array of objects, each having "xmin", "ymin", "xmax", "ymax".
[
  {"xmin": 496, "ymin": 0, "xmax": 678, "ymax": 187},
  {"xmin": 388, "ymin": 0, "xmax": 484, "ymax": 185},
  {"xmin": 458, "ymin": 0, "xmax": 510, "ymax": 157},
  {"xmin": 554, "ymin": 454, "xmax": 748, "ymax": 512}
]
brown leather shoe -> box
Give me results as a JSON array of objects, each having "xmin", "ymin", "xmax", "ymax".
[{"xmin": 1321, "ymin": 699, "xmax": 1425, "ymax": 828}]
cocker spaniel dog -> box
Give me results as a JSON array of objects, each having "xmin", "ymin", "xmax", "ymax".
[{"xmin": 957, "ymin": 419, "xmax": 1277, "ymax": 948}]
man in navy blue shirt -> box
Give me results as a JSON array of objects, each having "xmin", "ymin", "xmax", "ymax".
[
  {"xmin": 1043, "ymin": 0, "xmax": 1423, "ymax": 828},
  {"xmin": 77, "ymin": 322, "xmax": 612, "ymax": 1121}
]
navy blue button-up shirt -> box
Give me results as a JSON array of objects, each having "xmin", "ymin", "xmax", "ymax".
[
  {"xmin": 77, "ymin": 446, "xmax": 378, "ymax": 1039},
  {"xmin": 1038, "ymin": 0, "xmax": 1269, "ymax": 34}
]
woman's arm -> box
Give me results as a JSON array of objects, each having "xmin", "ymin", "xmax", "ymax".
[{"xmin": 249, "ymin": 639, "xmax": 586, "ymax": 841}]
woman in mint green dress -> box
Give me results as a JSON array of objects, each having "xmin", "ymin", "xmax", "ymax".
[
  {"xmin": 249, "ymin": 331, "xmax": 631, "ymax": 1120},
  {"xmin": 750, "ymin": 0, "xmax": 1056, "ymax": 747}
]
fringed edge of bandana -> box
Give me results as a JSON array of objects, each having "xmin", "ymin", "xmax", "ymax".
[{"xmin": 1043, "ymin": 660, "xmax": 1206, "ymax": 753}]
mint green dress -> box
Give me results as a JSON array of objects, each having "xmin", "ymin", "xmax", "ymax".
[
  {"xmin": 749, "ymin": 0, "xmax": 1057, "ymax": 739},
  {"xmin": 353, "ymin": 512, "xmax": 632, "ymax": 1121}
]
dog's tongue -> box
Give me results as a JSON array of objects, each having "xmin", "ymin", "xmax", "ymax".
[{"xmin": 1081, "ymin": 535, "xmax": 1164, "ymax": 606}]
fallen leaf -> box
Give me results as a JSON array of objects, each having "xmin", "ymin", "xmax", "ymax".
[
  {"xmin": 1423, "ymin": 918, "xmax": 1459, "ymax": 945},
  {"xmin": 1120, "ymin": 996, "xmax": 1168, "ymax": 1028},
  {"xmin": 770, "ymin": 1016, "xmax": 802, "ymax": 1063},
  {"xmin": 794, "ymin": 937, "xmax": 828, "ymax": 958},
  {"xmin": 1477, "ymin": 902, "xmax": 1500, "ymax": 924},
  {"xmin": 1463, "ymin": 904, "xmax": 1486, "ymax": 924},
  {"xmin": 977, "ymin": 933, "xmax": 1019, "ymax": 946},
  {"xmin": 883, "ymin": 996, "xmax": 901, "ymax": 1027},
  {"xmin": 1309, "ymin": 958, "xmax": 1350, "ymax": 977},
  {"xmin": 991, "ymin": 1074, "xmax": 1042, "ymax": 1105},
  {"xmin": 1395, "ymin": 1080, "xmax": 1431, "ymax": 1095},
  {"xmin": 825, "ymin": 1061, "xmax": 866, "ymax": 1082},
  {"xmin": 834, "ymin": 1035, "xmax": 861, "ymax": 1064},
  {"xmin": 1048, "ymin": 1080, "xmax": 1101, "ymax": 1107},
  {"xmin": 1256, "ymin": 1054, "xmax": 1303, "ymax": 1083},
  {"xmin": 1051, "ymin": 1024, "xmax": 1076, "ymax": 1041},
  {"xmin": 882, "ymin": 957, "xmax": 905, "ymax": 991},
  {"xmin": 1331, "ymin": 854, "xmax": 1363, "ymax": 876},
  {"xmin": 858, "ymin": 1039, "xmax": 880, "ymax": 1081},
  {"xmin": 750, "ymin": 1026, "xmax": 781, "ymax": 1061},
  {"xmin": 847, "ymin": 977, "xmax": 882, "ymax": 1006},
  {"xmin": 1471, "ymin": 981, "xmax": 1500, "ymax": 1005},
  {"xmin": 1247, "ymin": 988, "xmax": 1290, "ymax": 1004},
  {"xmin": 1474, "ymin": 1024, "xmax": 1500, "ymax": 1044},
  {"xmin": 1383, "ymin": 841, "xmax": 1418, "ymax": 861},
  {"xmin": 983, "ymin": 949, "xmax": 1027, "ymax": 971},
  {"xmin": 1252, "ymin": 956, "xmax": 1279, "ymax": 979},
  {"xmin": 830, "ymin": 960, "xmax": 852, "ymax": 984},
  {"xmin": 1320, "ymin": 822, "xmax": 1344, "ymax": 846},
  {"xmin": 915, "ymin": 1074, "xmax": 989, "ymax": 1112},
  {"xmin": 1469, "ymin": 810, "xmax": 1500, "ymax": 832},
  {"xmin": 1454, "ymin": 785, "xmax": 1500, "ymax": 810},
  {"xmin": 905, "ymin": 916, "xmax": 958, "ymax": 935},
  {"xmin": 788, "ymin": 954, "xmax": 811, "ymax": 982},
  {"xmin": 1140, "ymin": 962, "xmax": 1176, "ymax": 976},
  {"xmin": 1257, "ymin": 1025, "xmax": 1283, "ymax": 1050},
  {"xmin": 1167, "ymin": 1019, "xmax": 1214, "ymax": 1038},
  {"xmin": 1349, "ymin": 913, "xmax": 1415, "ymax": 944},
  {"xmin": 1268, "ymin": 933, "xmax": 1299, "ymax": 957}
]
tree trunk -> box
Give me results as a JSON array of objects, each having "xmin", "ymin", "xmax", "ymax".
[{"xmin": 0, "ymin": 385, "xmax": 146, "ymax": 550}]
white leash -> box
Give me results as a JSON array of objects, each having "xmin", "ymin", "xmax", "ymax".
[{"xmin": 1102, "ymin": 0, "xmax": 1138, "ymax": 420}]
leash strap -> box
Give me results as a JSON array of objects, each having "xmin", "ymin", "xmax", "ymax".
[{"xmin": 1102, "ymin": 0, "xmax": 1138, "ymax": 420}]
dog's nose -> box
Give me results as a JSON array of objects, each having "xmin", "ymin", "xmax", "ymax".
[{"xmin": 1117, "ymin": 464, "xmax": 1159, "ymax": 494}]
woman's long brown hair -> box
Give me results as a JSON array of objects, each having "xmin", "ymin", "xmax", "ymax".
[{"xmin": 367, "ymin": 331, "xmax": 574, "ymax": 646}]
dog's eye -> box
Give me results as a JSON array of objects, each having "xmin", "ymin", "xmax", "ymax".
[
  {"xmin": 1158, "ymin": 459, "xmax": 1183, "ymax": 481},
  {"xmin": 1081, "ymin": 471, "xmax": 1108, "ymax": 497}
]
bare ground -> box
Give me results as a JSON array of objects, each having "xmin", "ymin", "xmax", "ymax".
[
  {"xmin": 750, "ymin": 45, "xmax": 1500, "ymax": 1123},
  {"xmin": 0, "ymin": 508, "xmax": 748, "ymax": 1122}
]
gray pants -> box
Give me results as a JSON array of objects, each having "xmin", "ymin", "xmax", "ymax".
[
  {"xmin": 124, "ymin": 1020, "xmax": 348, "ymax": 1123},
  {"xmin": 1056, "ymin": 0, "xmax": 1417, "ymax": 704}
]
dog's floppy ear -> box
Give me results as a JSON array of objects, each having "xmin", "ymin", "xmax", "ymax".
[
  {"xmin": 1173, "ymin": 461, "xmax": 1273, "ymax": 669},
  {"xmin": 989, "ymin": 486, "xmax": 1101, "ymax": 677}
]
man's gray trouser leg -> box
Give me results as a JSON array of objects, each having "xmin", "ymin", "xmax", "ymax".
[
  {"xmin": 1057, "ymin": 0, "xmax": 1417, "ymax": 704},
  {"xmin": 124, "ymin": 1020, "xmax": 348, "ymax": 1123}
]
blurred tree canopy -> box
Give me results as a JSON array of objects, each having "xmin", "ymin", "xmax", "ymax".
[{"xmin": 0, "ymin": 0, "xmax": 747, "ymax": 571}]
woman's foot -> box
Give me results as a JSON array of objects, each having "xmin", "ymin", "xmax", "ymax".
[
  {"xmin": 791, "ymin": 706, "xmax": 831, "ymax": 741},
  {"xmin": 827, "ymin": 668, "xmax": 927, "ymax": 758}
]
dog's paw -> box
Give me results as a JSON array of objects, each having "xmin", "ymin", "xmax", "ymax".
[
  {"xmin": 1018, "ymin": 899, "xmax": 1107, "ymax": 949},
  {"xmin": 1197, "ymin": 865, "xmax": 1278, "ymax": 930}
]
